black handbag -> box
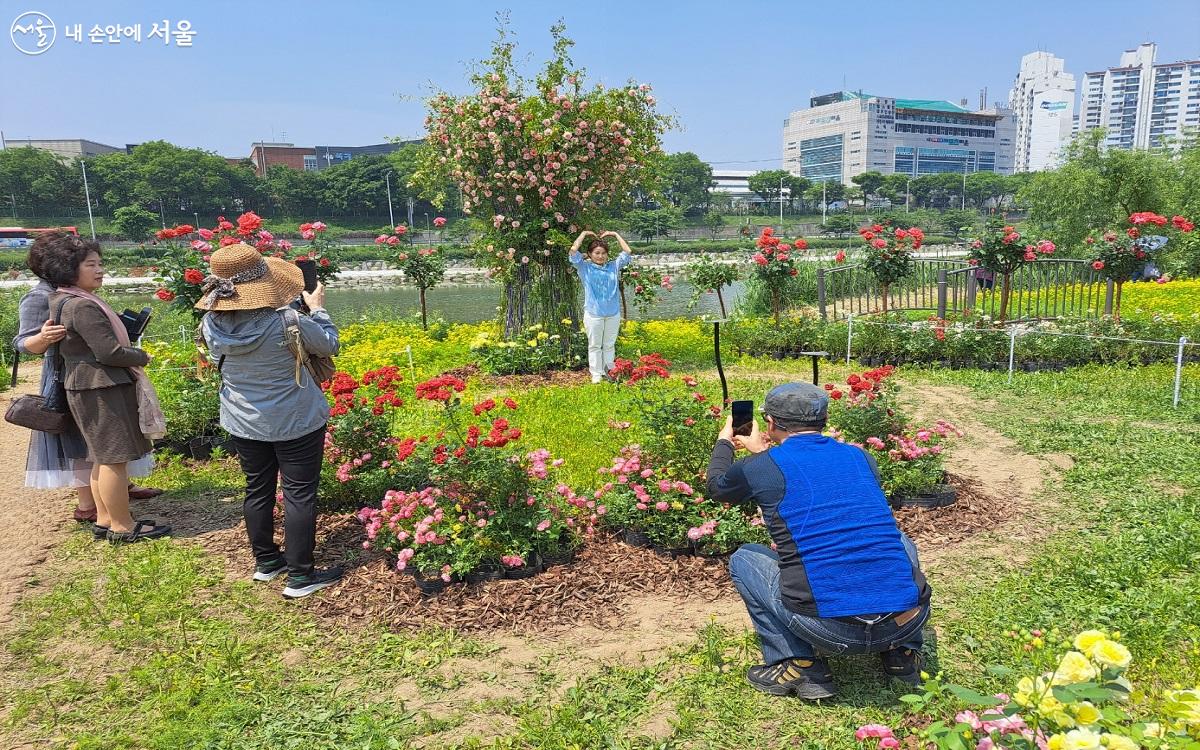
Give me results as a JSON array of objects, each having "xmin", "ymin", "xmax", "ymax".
[{"xmin": 4, "ymin": 297, "xmax": 74, "ymax": 434}]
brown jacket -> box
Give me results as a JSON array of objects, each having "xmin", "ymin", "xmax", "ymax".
[{"xmin": 51, "ymin": 294, "xmax": 149, "ymax": 391}]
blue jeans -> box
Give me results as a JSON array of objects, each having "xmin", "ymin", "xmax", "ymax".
[{"xmin": 729, "ymin": 539, "xmax": 930, "ymax": 664}]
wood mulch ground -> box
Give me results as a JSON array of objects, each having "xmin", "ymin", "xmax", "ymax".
[{"xmin": 230, "ymin": 471, "xmax": 1008, "ymax": 635}]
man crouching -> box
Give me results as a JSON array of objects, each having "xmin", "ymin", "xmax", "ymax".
[{"xmin": 707, "ymin": 382, "xmax": 931, "ymax": 699}]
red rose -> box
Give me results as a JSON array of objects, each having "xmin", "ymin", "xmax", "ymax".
[
  {"xmin": 1092, "ymin": 261, "xmax": 1105, "ymax": 270},
  {"xmin": 871, "ymin": 238, "xmax": 887, "ymax": 249},
  {"xmin": 219, "ymin": 236, "xmax": 238, "ymax": 247},
  {"xmin": 433, "ymin": 217, "xmax": 447, "ymax": 228},
  {"xmin": 175, "ymin": 224, "xmax": 194, "ymax": 235},
  {"xmin": 1127, "ymin": 227, "xmax": 1140, "ymax": 238},
  {"xmin": 183, "ymin": 268, "xmax": 205, "ymax": 285},
  {"xmin": 198, "ymin": 228, "xmax": 214, "ymax": 240},
  {"xmin": 236, "ymin": 211, "xmax": 263, "ymax": 236},
  {"xmin": 834, "ymin": 250, "xmax": 846, "ymax": 263},
  {"xmin": 155, "ymin": 288, "xmax": 175, "ymax": 301},
  {"xmin": 155, "ymin": 229, "xmax": 176, "ymax": 240},
  {"xmin": 794, "ymin": 238, "xmax": 808, "ymax": 250},
  {"xmin": 830, "ymin": 390, "xmax": 843, "ymax": 400},
  {"xmin": 320, "ymin": 258, "xmax": 330, "ymax": 267}
]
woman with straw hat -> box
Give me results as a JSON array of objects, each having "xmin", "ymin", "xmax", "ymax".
[{"xmin": 197, "ymin": 243, "xmax": 342, "ymax": 599}]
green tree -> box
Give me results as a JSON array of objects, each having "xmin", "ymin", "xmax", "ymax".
[
  {"xmin": 851, "ymin": 171, "xmax": 885, "ymax": 211},
  {"xmin": 703, "ymin": 209, "xmax": 725, "ymax": 239},
  {"xmin": 964, "ymin": 172, "xmax": 1013, "ymax": 210},
  {"xmin": 747, "ymin": 170, "xmax": 790, "ymax": 214},
  {"xmin": 937, "ymin": 208, "xmax": 978, "ymax": 239},
  {"xmin": 0, "ymin": 146, "xmax": 81, "ymax": 213},
  {"xmin": 1020, "ymin": 129, "xmax": 1177, "ymax": 251},
  {"xmin": 660, "ymin": 152, "xmax": 712, "ymax": 215},
  {"xmin": 877, "ymin": 173, "xmax": 912, "ymax": 206},
  {"xmin": 820, "ymin": 213, "xmax": 859, "ymax": 236},
  {"xmin": 625, "ymin": 206, "xmax": 682, "ymax": 241},
  {"xmin": 111, "ymin": 205, "xmax": 159, "ymax": 242}
]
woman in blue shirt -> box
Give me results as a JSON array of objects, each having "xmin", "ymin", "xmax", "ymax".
[{"xmin": 569, "ymin": 230, "xmax": 632, "ymax": 383}]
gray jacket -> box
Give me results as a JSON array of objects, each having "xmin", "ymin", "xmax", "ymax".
[{"xmin": 201, "ymin": 307, "xmax": 339, "ymax": 442}]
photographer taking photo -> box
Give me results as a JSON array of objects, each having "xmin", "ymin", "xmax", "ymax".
[{"xmin": 707, "ymin": 382, "xmax": 931, "ymax": 700}]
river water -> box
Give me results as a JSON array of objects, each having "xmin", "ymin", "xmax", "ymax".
[{"xmin": 322, "ymin": 280, "xmax": 748, "ymax": 323}]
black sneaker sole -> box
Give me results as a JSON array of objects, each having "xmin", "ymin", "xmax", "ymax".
[{"xmin": 282, "ymin": 579, "xmax": 339, "ymax": 599}]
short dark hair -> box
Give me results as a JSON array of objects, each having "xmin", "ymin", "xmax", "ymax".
[
  {"xmin": 769, "ymin": 415, "xmax": 826, "ymax": 433},
  {"xmin": 33, "ymin": 231, "xmax": 102, "ymax": 288},
  {"xmin": 588, "ymin": 239, "xmax": 610, "ymax": 254}
]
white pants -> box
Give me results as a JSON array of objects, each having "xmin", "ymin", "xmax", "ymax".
[{"xmin": 583, "ymin": 313, "xmax": 621, "ymax": 382}]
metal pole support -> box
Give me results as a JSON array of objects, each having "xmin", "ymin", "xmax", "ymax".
[
  {"xmin": 1007, "ymin": 326, "xmax": 1018, "ymax": 384},
  {"xmin": 845, "ymin": 313, "xmax": 854, "ymax": 365},
  {"xmin": 1174, "ymin": 337, "xmax": 1188, "ymax": 408},
  {"xmin": 1104, "ymin": 279, "xmax": 1115, "ymax": 316},
  {"xmin": 936, "ymin": 269, "xmax": 948, "ymax": 319},
  {"xmin": 817, "ymin": 267, "xmax": 827, "ymax": 322}
]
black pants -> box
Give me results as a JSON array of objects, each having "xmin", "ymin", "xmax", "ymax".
[{"xmin": 232, "ymin": 425, "xmax": 326, "ymax": 577}]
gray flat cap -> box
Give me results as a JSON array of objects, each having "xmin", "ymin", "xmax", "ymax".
[{"xmin": 763, "ymin": 382, "xmax": 828, "ymax": 427}]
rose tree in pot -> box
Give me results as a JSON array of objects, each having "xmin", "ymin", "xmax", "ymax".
[
  {"xmin": 858, "ymin": 223, "xmax": 923, "ymax": 315},
  {"xmin": 966, "ymin": 219, "xmax": 1054, "ymax": 322}
]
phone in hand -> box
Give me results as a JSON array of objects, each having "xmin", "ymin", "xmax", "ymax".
[
  {"xmin": 297, "ymin": 259, "xmax": 319, "ymax": 293},
  {"xmin": 731, "ymin": 400, "xmax": 754, "ymax": 437}
]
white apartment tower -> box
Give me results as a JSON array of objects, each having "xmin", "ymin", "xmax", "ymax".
[
  {"xmin": 1009, "ymin": 52, "xmax": 1076, "ymax": 171},
  {"xmin": 1081, "ymin": 43, "xmax": 1200, "ymax": 149}
]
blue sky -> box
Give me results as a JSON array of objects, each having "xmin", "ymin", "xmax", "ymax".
[{"xmin": 2, "ymin": 0, "xmax": 1198, "ymax": 167}]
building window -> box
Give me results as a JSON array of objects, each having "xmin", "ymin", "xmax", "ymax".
[
  {"xmin": 303, "ymin": 155, "xmax": 318, "ymax": 171},
  {"xmin": 799, "ymin": 134, "xmax": 843, "ymax": 182}
]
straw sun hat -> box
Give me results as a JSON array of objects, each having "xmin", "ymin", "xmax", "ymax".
[{"xmin": 194, "ymin": 243, "xmax": 305, "ymax": 311}]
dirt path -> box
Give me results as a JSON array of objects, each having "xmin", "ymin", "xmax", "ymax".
[{"xmin": 0, "ymin": 364, "xmax": 75, "ymax": 629}]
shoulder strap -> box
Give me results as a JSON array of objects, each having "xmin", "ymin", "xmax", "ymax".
[
  {"xmin": 278, "ymin": 308, "xmax": 307, "ymax": 387},
  {"xmin": 9, "ymin": 351, "xmax": 18, "ymax": 389}
]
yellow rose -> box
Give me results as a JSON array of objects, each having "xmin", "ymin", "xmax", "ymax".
[
  {"xmin": 1048, "ymin": 734, "xmax": 1066, "ymax": 750},
  {"xmin": 1092, "ymin": 639, "xmax": 1131, "ymax": 670},
  {"xmin": 527, "ymin": 339, "xmax": 537, "ymax": 347},
  {"xmin": 1100, "ymin": 734, "xmax": 1137, "ymax": 750},
  {"xmin": 537, "ymin": 331, "xmax": 549, "ymax": 340},
  {"xmin": 1063, "ymin": 728, "xmax": 1103, "ymax": 750},
  {"xmin": 561, "ymin": 318, "xmax": 573, "ymax": 325},
  {"xmin": 1074, "ymin": 631, "xmax": 1107, "ymax": 654},
  {"xmin": 1073, "ymin": 702, "xmax": 1102, "ymax": 726},
  {"xmin": 1054, "ymin": 651, "xmax": 1099, "ymax": 685},
  {"xmin": 671, "ymin": 501, "xmax": 684, "ymax": 511},
  {"xmin": 1015, "ymin": 676, "xmax": 1038, "ymax": 707}
]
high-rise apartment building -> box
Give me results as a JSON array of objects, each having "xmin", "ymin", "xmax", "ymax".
[
  {"xmin": 1080, "ymin": 43, "xmax": 1200, "ymax": 149},
  {"xmin": 782, "ymin": 92, "xmax": 1015, "ymax": 185},
  {"xmin": 1009, "ymin": 52, "xmax": 1076, "ymax": 171}
]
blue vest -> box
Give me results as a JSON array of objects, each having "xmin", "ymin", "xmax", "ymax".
[{"xmin": 767, "ymin": 435, "xmax": 921, "ymax": 618}]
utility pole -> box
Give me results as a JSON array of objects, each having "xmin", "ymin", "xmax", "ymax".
[
  {"xmin": 962, "ymin": 159, "xmax": 968, "ymax": 210},
  {"xmin": 821, "ymin": 180, "xmax": 827, "ymax": 225},
  {"xmin": 905, "ymin": 177, "xmax": 912, "ymax": 213},
  {"xmin": 385, "ymin": 171, "xmax": 395, "ymax": 228},
  {"xmin": 80, "ymin": 160, "xmax": 96, "ymax": 240},
  {"xmin": 778, "ymin": 175, "xmax": 785, "ymax": 228}
]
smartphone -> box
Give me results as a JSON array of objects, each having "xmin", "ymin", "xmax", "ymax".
[
  {"xmin": 297, "ymin": 259, "xmax": 319, "ymax": 293},
  {"xmin": 731, "ymin": 400, "xmax": 754, "ymax": 437}
]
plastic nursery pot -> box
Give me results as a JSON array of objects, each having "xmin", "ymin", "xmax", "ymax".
[
  {"xmin": 541, "ymin": 546, "xmax": 576, "ymax": 569},
  {"xmin": 411, "ymin": 568, "xmax": 449, "ymax": 596},
  {"xmin": 651, "ymin": 543, "xmax": 694, "ymax": 559},
  {"xmin": 464, "ymin": 562, "xmax": 504, "ymax": 585},
  {"xmin": 892, "ymin": 484, "xmax": 958, "ymax": 509},
  {"xmin": 622, "ymin": 529, "xmax": 654, "ymax": 549},
  {"xmin": 502, "ymin": 553, "xmax": 544, "ymax": 580}
]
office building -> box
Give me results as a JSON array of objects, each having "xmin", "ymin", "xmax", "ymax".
[
  {"xmin": 248, "ymin": 143, "xmax": 316, "ymax": 176},
  {"xmin": 1009, "ymin": 52, "xmax": 1076, "ymax": 171},
  {"xmin": 1080, "ymin": 43, "xmax": 1200, "ymax": 149},
  {"xmin": 709, "ymin": 168, "xmax": 762, "ymax": 208},
  {"xmin": 2, "ymin": 138, "xmax": 121, "ymax": 160},
  {"xmin": 782, "ymin": 92, "xmax": 1016, "ymax": 185}
]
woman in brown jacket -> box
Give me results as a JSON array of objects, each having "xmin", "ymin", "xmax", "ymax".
[{"xmin": 42, "ymin": 234, "xmax": 170, "ymax": 543}]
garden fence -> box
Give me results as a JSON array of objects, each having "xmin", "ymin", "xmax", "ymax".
[
  {"xmin": 817, "ymin": 258, "xmax": 1115, "ymax": 322},
  {"xmin": 841, "ymin": 315, "xmax": 1195, "ymax": 408}
]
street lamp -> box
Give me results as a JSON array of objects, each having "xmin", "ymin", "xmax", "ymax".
[
  {"xmin": 961, "ymin": 159, "xmax": 968, "ymax": 210},
  {"xmin": 905, "ymin": 176, "xmax": 912, "ymax": 213},
  {"xmin": 80, "ymin": 160, "xmax": 96, "ymax": 240},
  {"xmin": 384, "ymin": 171, "xmax": 396, "ymax": 228},
  {"xmin": 821, "ymin": 180, "xmax": 827, "ymax": 225}
]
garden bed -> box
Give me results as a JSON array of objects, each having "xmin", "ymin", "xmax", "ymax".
[{"xmin": 180, "ymin": 469, "xmax": 1009, "ymax": 636}]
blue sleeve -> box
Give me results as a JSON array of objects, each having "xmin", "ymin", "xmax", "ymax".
[
  {"xmin": 569, "ymin": 250, "xmax": 586, "ymax": 270},
  {"xmin": 614, "ymin": 252, "xmax": 632, "ymax": 271},
  {"xmin": 298, "ymin": 310, "xmax": 339, "ymax": 357},
  {"xmin": 13, "ymin": 289, "xmax": 48, "ymax": 354}
]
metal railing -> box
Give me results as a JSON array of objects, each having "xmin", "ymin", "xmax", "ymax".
[{"xmin": 817, "ymin": 258, "xmax": 1114, "ymax": 321}]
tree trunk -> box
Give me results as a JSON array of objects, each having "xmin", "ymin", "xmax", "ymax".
[
  {"xmin": 419, "ymin": 287, "xmax": 428, "ymax": 330},
  {"xmin": 716, "ymin": 286, "xmax": 727, "ymax": 318},
  {"xmin": 998, "ymin": 272, "xmax": 1013, "ymax": 322},
  {"xmin": 1113, "ymin": 281, "xmax": 1124, "ymax": 322},
  {"xmin": 771, "ymin": 289, "xmax": 781, "ymax": 327},
  {"xmin": 881, "ymin": 283, "xmax": 889, "ymax": 315},
  {"xmin": 619, "ymin": 281, "xmax": 629, "ymax": 321}
]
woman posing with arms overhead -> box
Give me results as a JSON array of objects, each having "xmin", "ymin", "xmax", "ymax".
[{"xmin": 569, "ymin": 229, "xmax": 632, "ymax": 384}]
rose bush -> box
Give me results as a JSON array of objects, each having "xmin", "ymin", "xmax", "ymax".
[
  {"xmin": 1087, "ymin": 212, "xmax": 1194, "ymax": 320},
  {"xmin": 967, "ymin": 219, "xmax": 1055, "ymax": 321},
  {"xmin": 750, "ymin": 227, "xmax": 807, "ymax": 324},
  {"xmin": 859, "ymin": 223, "xmax": 924, "ymax": 315}
]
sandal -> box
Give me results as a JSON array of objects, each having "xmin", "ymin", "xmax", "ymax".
[
  {"xmin": 106, "ymin": 520, "xmax": 172, "ymax": 545},
  {"xmin": 128, "ymin": 485, "xmax": 165, "ymax": 500},
  {"xmin": 73, "ymin": 507, "xmax": 98, "ymax": 523}
]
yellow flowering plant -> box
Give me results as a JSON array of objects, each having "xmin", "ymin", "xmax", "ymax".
[{"xmin": 869, "ymin": 629, "xmax": 1200, "ymax": 750}]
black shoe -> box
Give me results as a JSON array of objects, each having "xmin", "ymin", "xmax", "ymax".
[
  {"xmin": 282, "ymin": 566, "xmax": 344, "ymax": 599},
  {"xmin": 252, "ymin": 557, "xmax": 287, "ymax": 582},
  {"xmin": 92, "ymin": 523, "xmax": 109, "ymax": 541},
  {"xmin": 880, "ymin": 647, "xmax": 924, "ymax": 686},
  {"xmin": 746, "ymin": 657, "xmax": 836, "ymax": 699},
  {"xmin": 106, "ymin": 520, "xmax": 172, "ymax": 545}
]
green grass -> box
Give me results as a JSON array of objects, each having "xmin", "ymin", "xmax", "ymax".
[{"xmin": 3, "ymin": 361, "xmax": 1199, "ymax": 748}]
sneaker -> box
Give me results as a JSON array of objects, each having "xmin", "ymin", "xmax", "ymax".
[
  {"xmin": 282, "ymin": 566, "xmax": 344, "ymax": 599},
  {"xmin": 880, "ymin": 647, "xmax": 924, "ymax": 686},
  {"xmin": 746, "ymin": 657, "xmax": 836, "ymax": 699},
  {"xmin": 252, "ymin": 557, "xmax": 287, "ymax": 582}
]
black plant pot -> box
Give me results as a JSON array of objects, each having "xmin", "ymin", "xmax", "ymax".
[
  {"xmin": 652, "ymin": 543, "xmax": 693, "ymax": 559},
  {"xmin": 411, "ymin": 569, "xmax": 448, "ymax": 595},
  {"xmin": 502, "ymin": 553, "xmax": 544, "ymax": 579},
  {"xmin": 464, "ymin": 562, "xmax": 503, "ymax": 585},
  {"xmin": 623, "ymin": 529, "xmax": 653, "ymax": 548},
  {"xmin": 892, "ymin": 484, "xmax": 958, "ymax": 509},
  {"xmin": 541, "ymin": 547, "xmax": 576, "ymax": 569},
  {"xmin": 186, "ymin": 435, "xmax": 233, "ymax": 460}
]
